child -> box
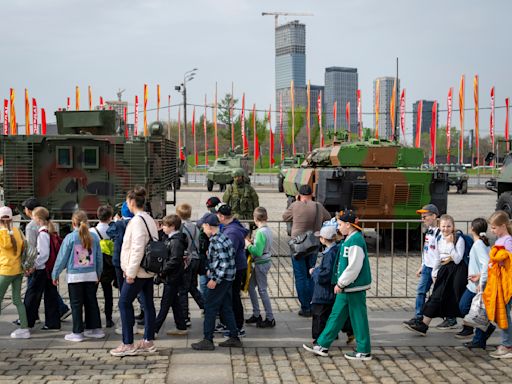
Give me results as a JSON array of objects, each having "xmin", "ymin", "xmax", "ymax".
[
  {"xmin": 303, "ymin": 209, "xmax": 372, "ymax": 360},
  {"xmin": 484, "ymin": 210, "xmax": 512, "ymax": 359},
  {"xmin": 405, "ymin": 214, "xmax": 466, "ymax": 336},
  {"xmin": 52, "ymin": 210, "xmax": 104, "ymax": 342},
  {"xmin": 197, "ymin": 197, "xmax": 221, "ymax": 296},
  {"xmin": 245, "ymin": 207, "xmax": 275, "ymax": 328},
  {"xmin": 461, "ymin": 218, "xmax": 494, "ymax": 349},
  {"xmin": 23, "ymin": 207, "xmax": 61, "ymax": 331},
  {"xmin": 154, "ymin": 214, "xmax": 188, "ymax": 336},
  {"xmin": 91, "ymin": 205, "xmax": 115, "ymax": 328},
  {"xmin": 0, "ymin": 206, "xmax": 30, "ymax": 338}
]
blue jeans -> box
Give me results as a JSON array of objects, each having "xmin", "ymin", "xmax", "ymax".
[
  {"xmin": 415, "ymin": 265, "xmax": 433, "ymax": 318},
  {"xmin": 292, "ymin": 250, "xmax": 318, "ymax": 312},
  {"xmin": 501, "ymin": 301, "xmax": 512, "ymax": 347},
  {"xmin": 199, "ymin": 274, "xmax": 208, "ymax": 297},
  {"xmin": 203, "ymin": 279, "xmax": 237, "ymax": 341},
  {"xmin": 459, "ymin": 288, "xmax": 476, "ymax": 317},
  {"xmin": 118, "ymin": 277, "xmax": 156, "ymax": 345}
]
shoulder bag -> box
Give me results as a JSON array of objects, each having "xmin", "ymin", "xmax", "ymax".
[{"xmin": 288, "ymin": 202, "xmax": 321, "ymax": 260}]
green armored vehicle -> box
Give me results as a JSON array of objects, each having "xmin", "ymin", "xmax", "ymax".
[
  {"xmin": 437, "ymin": 163, "xmax": 469, "ymax": 194},
  {"xmin": 486, "ymin": 150, "xmax": 512, "ymax": 216},
  {"xmin": 0, "ymin": 110, "xmax": 177, "ymax": 220},
  {"xmin": 206, "ymin": 149, "xmax": 252, "ymax": 192},
  {"xmin": 277, "ymin": 153, "xmax": 305, "ymax": 193}
]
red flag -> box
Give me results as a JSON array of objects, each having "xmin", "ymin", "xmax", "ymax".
[
  {"xmin": 415, "ymin": 100, "xmax": 423, "ymax": 148},
  {"xmin": 204, "ymin": 95, "xmax": 208, "ymax": 166},
  {"xmin": 3, "ymin": 99, "xmax": 8, "ymax": 135},
  {"xmin": 317, "ymin": 91, "xmax": 323, "ymax": 147},
  {"xmin": 269, "ymin": 106, "xmax": 274, "ymax": 166},
  {"xmin": 333, "ymin": 101, "xmax": 337, "ymax": 133},
  {"xmin": 307, "ymin": 81, "xmax": 311, "ymax": 152},
  {"xmin": 41, "ymin": 108, "xmax": 46, "ymax": 135},
  {"xmin": 9, "ymin": 88, "xmax": 16, "ymax": 135},
  {"xmin": 178, "ymin": 107, "xmax": 185, "ymax": 160},
  {"xmin": 99, "ymin": 96, "xmax": 104, "ymax": 109},
  {"xmin": 459, "ymin": 75, "xmax": 465, "ymax": 164},
  {"xmin": 134, "ymin": 95, "xmax": 139, "ymax": 136},
  {"xmin": 429, "ymin": 101, "xmax": 438, "ymax": 166},
  {"xmin": 25, "ymin": 89, "xmax": 30, "ymax": 135},
  {"xmin": 279, "ymin": 95, "xmax": 284, "ymax": 161},
  {"xmin": 506, "ymin": 98, "xmax": 510, "ymax": 152},
  {"xmin": 490, "ymin": 86, "xmax": 495, "ymax": 163},
  {"xmin": 241, "ymin": 93, "xmax": 249, "ymax": 155},
  {"xmin": 357, "ymin": 90, "xmax": 362, "ymax": 140},
  {"xmin": 143, "ymin": 84, "xmax": 148, "ymax": 136},
  {"xmin": 400, "ymin": 89, "xmax": 406, "ymax": 143},
  {"xmin": 345, "ymin": 101, "xmax": 350, "ymax": 134},
  {"xmin": 291, "ymin": 80, "xmax": 295, "ymax": 155},
  {"xmin": 88, "ymin": 86, "xmax": 92, "ymax": 110},
  {"xmin": 192, "ymin": 107, "xmax": 198, "ymax": 166},
  {"xmin": 124, "ymin": 106, "xmax": 128, "ymax": 139},
  {"xmin": 473, "ymin": 77, "xmax": 479, "ymax": 166},
  {"xmin": 447, "ymin": 88, "xmax": 453, "ymax": 163},
  {"xmin": 32, "ymin": 98, "xmax": 38, "ymax": 135},
  {"xmin": 67, "ymin": 97, "xmax": 71, "ymax": 111},
  {"xmin": 253, "ymin": 104, "xmax": 259, "ymax": 164},
  {"xmin": 214, "ymin": 83, "xmax": 218, "ymax": 159}
]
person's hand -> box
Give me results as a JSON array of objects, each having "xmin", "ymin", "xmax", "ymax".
[
  {"xmin": 53, "ymin": 279, "xmax": 59, "ymax": 286},
  {"xmin": 469, "ymin": 273, "xmax": 480, "ymax": 283},
  {"xmin": 476, "ymin": 285, "xmax": 481, "ymax": 293},
  {"xmin": 207, "ymin": 279, "xmax": 217, "ymax": 289},
  {"xmin": 126, "ymin": 276, "xmax": 135, "ymax": 284},
  {"xmin": 416, "ymin": 267, "xmax": 422, "ymax": 278},
  {"xmin": 334, "ymin": 285, "xmax": 343, "ymax": 294},
  {"xmin": 245, "ymin": 238, "xmax": 252, "ymax": 247},
  {"xmin": 441, "ymin": 256, "xmax": 452, "ymax": 265},
  {"xmin": 446, "ymin": 234, "xmax": 455, "ymax": 244},
  {"xmin": 309, "ymin": 268, "xmax": 315, "ymax": 275}
]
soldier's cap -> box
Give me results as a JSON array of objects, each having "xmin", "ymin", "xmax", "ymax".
[
  {"xmin": 338, "ymin": 209, "xmax": 363, "ymax": 231},
  {"xmin": 416, "ymin": 204, "xmax": 439, "ymax": 216},
  {"xmin": 314, "ymin": 225, "xmax": 337, "ymax": 240},
  {"xmin": 216, "ymin": 203, "xmax": 232, "ymax": 216},
  {"xmin": 206, "ymin": 196, "xmax": 221, "ymax": 209},
  {"xmin": 22, "ymin": 197, "xmax": 41, "ymax": 211},
  {"xmin": 298, "ymin": 184, "xmax": 312, "ymax": 196},
  {"xmin": 0, "ymin": 206, "xmax": 13, "ymax": 220},
  {"xmin": 197, "ymin": 212, "xmax": 220, "ymax": 227},
  {"xmin": 232, "ymin": 168, "xmax": 245, "ymax": 177}
]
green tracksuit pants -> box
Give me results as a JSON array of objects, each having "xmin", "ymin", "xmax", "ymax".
[{"xmin": 316, "ymin": 290, "xmax": 371, "ymax": 354}]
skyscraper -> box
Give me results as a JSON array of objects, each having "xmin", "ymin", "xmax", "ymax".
[
  {"xmin": 412, "ymin": 100, "xmax": 439, "ymax": 141},
  {"xmin": 324, "ymin": 67, "xmax": 358, "ymax": 133},
  {"xmin": 373, "ymin": 77, "xmax": 400, "ymax": 140}
]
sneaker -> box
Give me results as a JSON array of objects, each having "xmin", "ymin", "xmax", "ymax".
[
  {"xmin": 463, "ymin": 341, "xmax": 486, "ymax": 350},
  {"xmin": 214, "ymin": 323, "xmax": 227, "ymax": 333},
  {"xmin": 404, "ymin": 320, "xmax": 428, "ymax": 336},
  {"xmin": 223, "ymin": 328, "xmax": 246, "ymax": 338},
  {"xmin": 106, "ymin": 319, "xmax": 115, "ymax": 328},
  {"xmin": 218, "ymin": 337, "xmax": 243, "ymax": 348},
  {"xmin": 436, "ymin": 318, "xmax": 457, "ymax": 330},
  {"xmin": 298, "ymin": 309, "xmax": 312, "ymax": 318},
  {"xmin": 245, "ymin": 315, "xmax": 262, "ymax": 324},
  {"xmin": 303, "ymin": 343, "xmax": 329, "ymax": 357},
  {"xmin": 60, "ymin": 308, "xmax": 72, "ymax": 321},
  {"xmin": 12, "ymin": 319, "xmax": 21, "ymax": 326},
  {"xmin": 191, "ymin": 339, "xmax": 215, "ymax": 351},
  {"xmin": 490, "ymin": 345, "xmax": 512, "ymax": 359},
  {"xmin": 256, "ymin": 318, "xmax": 276, "ymax": 328},
  {"xmin": 455, "ymin": 326, "xmax": 474, "ymax": 339},
  {"xmin": 10, "ymin": 328, "xmax": 31, "ymax": 339},
  {"xmin": 344, "ymin": 351, "xmax": 372, "ymax": 361},
  {"xmin": 166, "ymin": 328, "xmax": 188, "ymax": 336},
  {"xmin": 41, "ymin": 325, "xmax": 61, "ymax": 331},
  {"xmin": 135, "ymin": 339, "xmax": 157, "ymax": 353},
  {"xmin": 84, "ymin": 328, "xmax": 105, "ymax": 339},
  {"xmin": 64, "ymin": 332, "xmax": 85, "ymax": 342},
  {"xmin": 115, "ymin": 326, "xmax": 123, "ymax": 335},
  {"xmin": 186, "ymin": 318, "xmax": 192, "ymax": 327},
  {"xmin": 110, "ymin": 343, "xmax": 138, "ymax": 357},
  {"xmin": 402, "ymin": 317, "xmax": 421, "ymax": 327}
]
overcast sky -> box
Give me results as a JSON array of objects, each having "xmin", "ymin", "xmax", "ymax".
[{"xmin": 1, "ymin": 0, "xmax": 511, "ymax": 142}]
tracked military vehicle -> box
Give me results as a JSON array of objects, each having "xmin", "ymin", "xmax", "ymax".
[
  {"xmin": 0, "ymin": 110, "xmax": 177, "ymax": 220},
  {"xmin": 277, "ymin": 153, "xmax": 305, "ymax": 193}
]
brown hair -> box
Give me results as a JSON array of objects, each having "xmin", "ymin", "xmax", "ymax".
[
  {"xmin": 176, "ymin": 203, "xmax": 192, "ymax": 220},
  {"xmin": 1, "ymin": 218, "xmax": 17, "ymax": 254},
  {"xmin": 97, "ymin": 205, "xmax": 114, "ymax": 222},
  {"xmin": 32, "ymin": 207, "xmax": 57, "ymax": 234},
  {"xmin": 72, "ymin": 210, "xmax": 93, "ymax": 251},
  {"xmin": 488, "ymin": 210, "xmax": 512, "ymax": 235},
  {"xmin": 253, "ymin": 207, "xmax": 268, "ymax": 222},
  {"xmin": 126, "ymin": 186, "xmax": 146, "ymax": 209},
  {"xmin": 162, "ymin": 214, "xmax": 181, "ymax": 230}
]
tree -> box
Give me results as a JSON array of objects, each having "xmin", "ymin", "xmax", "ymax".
[
  {"xmin": 217, "ymin": 93, "xmax": 239, "ymax": 144},
  {"xmin": 286, "ymin": 106, "xmax": 305, "ymax": 146}
]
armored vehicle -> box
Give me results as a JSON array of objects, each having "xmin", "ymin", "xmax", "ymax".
[
  {"xmin": 437, "ymin": 163, "xmax": 469, "ymax": 194},
  {"xmin": 486, "ymin": 151, "xmax": 512, "ymax": 216},
  {"xmin": 206, "ymin": 149, "xmax": 252, "ymax": 192},
  {"xmin": 0, "ymin": 110, "xmax": 177, "ymax": 220},
  {"xmin": 277, "ymin": 153, "xmax": 305, "ymax": 193}
]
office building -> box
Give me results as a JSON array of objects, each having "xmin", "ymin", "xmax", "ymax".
[
  {"xmin": 324, "ymin": 67, "xmax": 358, "ymax": 133},
  {"xmin": 373, "ymin": 77, "xmax": 400, "ymax": 139}
]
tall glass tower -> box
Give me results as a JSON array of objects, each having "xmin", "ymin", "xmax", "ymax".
[{"xmin": 324, "ymin": 67, "xmax": 358, "ymax": 133}]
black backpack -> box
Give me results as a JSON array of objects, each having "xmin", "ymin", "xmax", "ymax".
[
  {"xmin": 197, "ymin": 229, "xmax": 210, "ymax": 275},
  {"xmin": 139, "ymin": 216, "xmax": 168, "ymax": 274}
]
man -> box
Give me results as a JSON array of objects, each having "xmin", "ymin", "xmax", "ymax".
[
  {"xmin": 217, "ymin": 203, "xmax": 249, "ymax": 337},
  {"xmin": 223, "ymin": 168, "xmax": 259, "ymax": 220},
  {"xmin": 282, "ymin": 185, "xmax": 331, "ymax": 317},
  {"xmin": 191, "ymin": 213, "xmax": 242, "ymax": 350}
]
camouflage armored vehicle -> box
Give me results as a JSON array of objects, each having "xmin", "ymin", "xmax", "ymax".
[
  {"xmin": 206, "ymin": 149, "xmax": 252, "ymax": 192},
  {"xmin": 486, "ymin": 150, "xmax": 512, "ymax": 216},
  {"xmin": 277, "ymin": 153, "xmax": 305, "ymax": 193},
  {"xmin": 437, "ymin": 163, "xmax": 469, "ymax": 194},
  {"xmin": 0, "ymin": 110, "xmax": 177, "ymax": 220},
  {"xmin": 282, "ymin": 137, "xmax": 449, "ymax": 248}
]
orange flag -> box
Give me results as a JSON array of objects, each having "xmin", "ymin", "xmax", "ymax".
[
  {"xmin": 214, "ymin": 83, "xmax": 218, "ymax": 159},
  {"xmin": 415, "ymin": 100, "xmax": 423, "ymax": 148},
  {"xmin": 75, "ymin": 86, "xmax": 80, "ymax": 110},
  {"xmin": 290, "ymin": 80, "xmax": 295, "ymax": 155},
  {"xmin": 143, "ymin": 84, "xmax": 148, "ymax": 136},
  {"xmin": 390, "ymin": 79, "xmax": 397, "ymax": 140},
  {"xmin": 253, "ymin": 104, "xmax": 259, "ymax": 166},
  {"xmin": 88, "ymin": 85, "xmax": 92, "ymax": 110},
  {"xmin": 134, "ymin": 95, "xmax": 139, "ymax": 136},
  {"xmin": 474, "ymin": 76, "xmax": 479, "ymax": 165},
  {"xmin": 204, "ymin": 94, "xmax": 208, "ymax": 166},
  {"xmin": 10, "ymin": 88, "xmax": 16, "ymax": 135},
  {"xmin": 157, "ymin": 84, "xmax": 161, "ymax": 121},
  {"xmin": 25, "ymin": 89, "xmax": 30, "ymax": 135},
  {"xmin": 375, "ymin": 79, "xmax": 380, "ymax": 138},
  {"xmin": 459, "ymin": 75, "xmax": 465, "ymax": 164},
  {"xmin": 3, "ymin": 99, "xmax": 8, "ymax": 135},
  {"xmin": 307, "ymin": 80, "xmax": 311, "ymax": 151}
]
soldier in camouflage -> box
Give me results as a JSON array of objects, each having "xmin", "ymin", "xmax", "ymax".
[{"xmin": 222, "ymin": 168, "xmax": 259, "ymax": 220}]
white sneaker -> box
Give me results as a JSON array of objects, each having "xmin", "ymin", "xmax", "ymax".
[
  {"xmin": 64, "ymin": 332, "xmax": 84, "ymax": 342},
  {"xmin": 302, "ymin": 343, "xmax": 329, "ymax": 357},
  {"xmin": 10, "ymin": 328, "xmax": 31, "ymax": 339},
  {"xmin": 114, "ymin": 325, "xmax": 141, "ymax": 335},
  {"xmin": 84, "ymin": 328, "xmax": 105, "ymax": 339},
  {"xmin": 115, "ymin": 326, "xmax": 122, "ymax": 335}
]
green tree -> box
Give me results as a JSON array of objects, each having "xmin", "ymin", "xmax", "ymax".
[
  {"xmin": 286, "ymin": 106, "xmax": 305, "ymax": 147},
  {"xmin": 217, "ymin": 93, "xmax": 239, "ymax": 144}
]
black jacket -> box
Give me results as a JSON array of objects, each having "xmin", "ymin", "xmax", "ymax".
[{"xmin": 159, "ymin": 230, "xmax": 187, "ymax": 284}]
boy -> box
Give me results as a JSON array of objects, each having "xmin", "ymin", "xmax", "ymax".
[
  {"xmin": 154, "ymin": 214, "xmax": 188, "ymax": 336},
  {"xmin": 191, "ymin": 213, "xmax": 242, "ymax": 350},
  {"xmin": 303, "ymin": 209, "xmax": 372, "ymax": 360},
  {"xmin": 245, "ymin": 207, "xmax": 275, "ymax": 328}
]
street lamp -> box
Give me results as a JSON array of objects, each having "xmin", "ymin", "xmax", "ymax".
[{"xmin": 175, "ymin": 67, "xmax": 198, "ymax": 185}]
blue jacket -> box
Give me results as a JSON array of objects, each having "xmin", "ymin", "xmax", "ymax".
[
  {"xmin": 311, "ymin": 243, "xmax": 339, "ymax": 305},
  {"xmin": 221, "ymin": 219, "xmax": 249, "ymax": 271},
  {"xmin": 51, "ymin": 230, "xmax": 103, "ymax": 281},
  {"xmin": 106, "ymin": 219, "xmax": 130, "ymax": 268}
]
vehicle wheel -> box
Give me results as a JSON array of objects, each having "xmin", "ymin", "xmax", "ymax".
[
  {"xmin": 278, "ymin": 176, "xmax": 284, "ymax": 193},
  {"xmin": 460, "ymin": 180, "xmax": 468, "ymax": 194},
  {"xmin": 497, "ymin": 192, "xmax": 512, "ymax": 218},
  {"xmin": 219, "ymin": 184, "xmax": 226, "ymax": 192},
  {"xmin": 207, "ymin": 179, "xmax": 214, "ymax": 192}
]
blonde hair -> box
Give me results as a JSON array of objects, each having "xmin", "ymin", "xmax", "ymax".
[
  {"xmin": 488, "ymin": 210, "xmax": 512, "ymax": 235},
  {"xmin": 176, "ymin": 203, "xmax": 192, "ymax": 220},
  {"xmin": 1, "ymin": 218, "xmax": 17, "ymax": 254},
  {"xmin": 72, "ymin": 210, "xmax": 93, "ymax": 251},
  {"xmin": 32, "ymin": 207, "xmax": 57, "ymax": 234},
  {"xmin": 439, "ymin": 214, "xmax": 456, "ymax": 234}
]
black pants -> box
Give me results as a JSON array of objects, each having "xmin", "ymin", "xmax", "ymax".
[
  {"xmin": 220, "ymin": 269, "xmax": 245, "ymax": 330},
  {"xmin": 155, "ymin": 282, "xmax": 186, "ymax": 333},
  {"xmin": 311, "ymin": 303, "xmax": 353, "ymax": 341},
  {"xmin": 24, "ymin": 270, "xmax": 60, "ymax": 329},
  {"xmin": 68, "ymin": 282, "xmax": 102, "ymax": 334},
  {"xmin": 179, "ymin": 258, "xmax": 204, "ymax": 320}
]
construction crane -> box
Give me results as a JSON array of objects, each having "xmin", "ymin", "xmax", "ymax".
[
  {"xmin": 116, "ymin": 88, "xmax": 125, "ymax": 102},
  {"xmin": 261, "ymin": 12, "xmax": 313, "ymax": 28}
]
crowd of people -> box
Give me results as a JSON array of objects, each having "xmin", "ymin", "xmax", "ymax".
[{"xmin": 1, "ymin": 183, "xmax": 511, "ymax": 361}]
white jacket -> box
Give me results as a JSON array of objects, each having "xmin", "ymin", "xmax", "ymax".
[{"xmin": 121, "ymin": 211, "xmax": 158, "ymax": 279}]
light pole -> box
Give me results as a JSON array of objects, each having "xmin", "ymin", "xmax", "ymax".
[{"xmin": 175, "ymin": 68, "xmax": 198, "ymax": 185}]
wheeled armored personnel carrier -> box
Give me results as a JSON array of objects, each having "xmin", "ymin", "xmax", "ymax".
[{"xmin": 206, "ymin": 149, "xmax": 252, "ymax": 192}]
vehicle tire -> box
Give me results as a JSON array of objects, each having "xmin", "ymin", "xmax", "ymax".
[
  {"xmin": 278, "ymin": 176, "xmax": 284, "ymax": 193},
  {"xmin": 497, "ymin": 192, "xmax": 512, "ymax": 218},
  {"xmin": 460, "ymin": 180, "xmax": 468, "ymax": 194},
  {"xmin": 207, "ymin": 179, "xmax": 214, "ymax": 192},
  {"xmin": 219, "ymin": 184, "xmax": 226, "ymax": 192}
]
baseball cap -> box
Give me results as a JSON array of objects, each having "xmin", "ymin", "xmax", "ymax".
[
  {"xmin": 206, "ymin": 197, "xmax": 221, "ymax": 209},
  {"xmin": 216, "ymin": 203, "xmax": 232, "ymax": 216},
  {"xmin": 197, "ymin": 212, "xmax": 220, "ymax": 227},
  {"xmin": 298, "ymin": 184, "xmax": 312, "ymax": 196},
  {"xmin": 0, "ymin": 206, "xmax": 13, "ymax": 220},
  {"xmin": 416, "ymin": 204, "xmax": 439, "ymax": 216},
  {"xmin": 22, "ymin": 197, "xmax": 41, "ymax": 211},
  {"xmin": 338, "ymin": 209, "xmax": 362, "ymax": 231},
  {"xmin": 314, "ymin": 225, "xmax": 338, "ymax": 240}
]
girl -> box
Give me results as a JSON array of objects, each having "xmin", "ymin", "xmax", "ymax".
[
  {"xmin": 485, "ymin": 211, "xmax": 512, "ymax": 359},
  {"xmin": 0, "ymin": 206, "xmax": 30, "ymax": 338},
  {"xmin": 406, "ymin": 214, "xmax": 467, "ymax": 336},
  {"xmin": 24, "ymin": 207, "xmax": 61, "ymax": 330},
  {"xmin": 52, "ymin": 210, "xmax": 104, "ymax": 342}
]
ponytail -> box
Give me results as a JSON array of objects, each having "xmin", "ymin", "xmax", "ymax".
[
  {"xmin": 472, "ymin": 217, "xmax": 490, "ymax": 246},
  {"xmin": 72, "ymin": 210, "xmax": 93, "ymax": 251},
  {"xmin": 2, "ymin": 219, "xmax": 17, "ymax": 254},
  {"xmin": 33, "ymin": 206, "xmax": 57, "ymax": 234}
]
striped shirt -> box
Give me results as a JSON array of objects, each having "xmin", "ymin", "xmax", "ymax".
[{"xmin": 207, "ymin": 232, "xmax": 235, "ymax": 283}]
